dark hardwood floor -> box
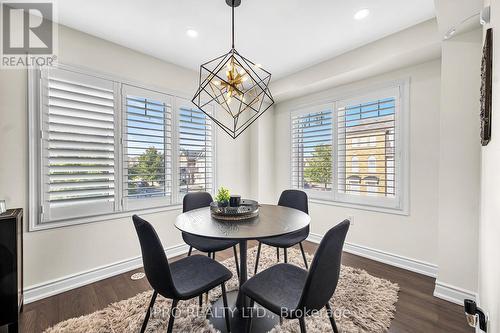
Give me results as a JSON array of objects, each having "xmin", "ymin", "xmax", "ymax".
[{"xmin": 19, "ymin": 241, "xmax": 472, "ymax": 333}]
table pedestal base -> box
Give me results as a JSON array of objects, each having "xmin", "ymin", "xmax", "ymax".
[{"xmin": 208, "ymin": 291, "xmax": 280, "ymax": 333}]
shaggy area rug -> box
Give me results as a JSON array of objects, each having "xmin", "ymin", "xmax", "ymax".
[{"xmin": 44, "ymin": 246, "xmax": 399, "ymax": 333}]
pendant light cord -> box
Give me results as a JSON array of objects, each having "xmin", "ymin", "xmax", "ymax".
[{"xmin": 231, "ymin": 0, "xmax": 235, "ymax": 49}]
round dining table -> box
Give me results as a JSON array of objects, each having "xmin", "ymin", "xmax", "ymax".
[{"xmin": 175, "ymin": 204, "xmax": 311, "ymax": 333}]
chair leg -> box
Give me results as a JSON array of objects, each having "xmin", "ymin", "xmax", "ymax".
[
  {"xmin": 140, "ymin": 291, "xmax": 158, "ymax": 333},
  {"xmin": 167, "ymin": 299, "xmax": 179, "ymax": 333},
  {"xmin": 284, "ymin": 248, "xmax": 288, "ymax": 263},
  {"xmin": 249, "ymin": 298, "xmax": 255, "ymax": 311},
  {"xmin": 276, "ymin": 247, "xmax": 280, "ymax": 262},
  {"xmin": 221, "ymin": 283, "xmax": 231, "ymax": 333},
  {"xmin": 245, "ymin": 299, "xmax": 255, "ymax": 333},
  {"xmin": 299, "ymin": 317, "xmax": 307, "ymax": 333},
  {"xmin": 205, "ymin": 253, "xmax": 213, "ymax": 303},
  {"xmin": 254, "ymin": 242, "xmax": 262, "ymax": 274},
  {"xmin": 199, "ymin": 295, "xmax": 203, "ymax": 308},
  {"xmin": 245, "ymin": 313, "xmax": 253, "ymax": 333},
  {"xmin": 299, "ymin": 242, "xmax": 308, "ymax": 269},
  {"xmin": 233, "ymin": 245, "xmax": 240, "ymax": 278},
  {"xmin": 325, "ymin": 303, "xmax": 339, "ymax": 333},
  {"xmin": 188, "ymin": 246, "xmax": 193, "ymax": 256}
]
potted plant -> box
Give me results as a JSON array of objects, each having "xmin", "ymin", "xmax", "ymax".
[{"xmin": 215, "ymin": 187, "xmax": 231, "ymax": 207}]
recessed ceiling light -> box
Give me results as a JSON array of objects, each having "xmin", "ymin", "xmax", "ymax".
[
  {"xmin": 186, "ymin": 29, "xmax": 198, "ymax": 38},
  {"xmin": 354, "ymin": 9, "xmax": 370, "ymax": 20}
]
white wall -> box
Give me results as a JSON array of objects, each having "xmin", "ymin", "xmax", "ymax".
[
  {"xmin": 273, "ymin": 59, "xmax": 441, "ymax": 265},
  {"xmin": 479, "ymin": 0, "xmax": 500, "ymax": 331},
  {"xmin": 0, "ymin": 24, "xmax": 251, "ymax": 289},
  {"xmin": 436, "ymin": 28, "xmax": 482, "ymax": 298},
  {"xmin": 270, "ymin": 19, "xmax": 441, "ymax": 102},
  {"xmin": 249, "ymin": 107, "xmax": 277, "ymax": 204}
]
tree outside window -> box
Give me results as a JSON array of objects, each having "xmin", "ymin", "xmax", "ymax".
[{"xmin": 303, "ymin": 144, "xmax": 332, "ymax": 190}]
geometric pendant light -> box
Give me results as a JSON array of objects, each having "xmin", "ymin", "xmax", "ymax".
[{"xmin": 192, "ymin": 0, "xmax": 274, "ymax": 139}]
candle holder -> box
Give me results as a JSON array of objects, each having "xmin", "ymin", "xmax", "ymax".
[{"xmin": 229, "ymin": 195, "xmax": 241, "ymax": 207}]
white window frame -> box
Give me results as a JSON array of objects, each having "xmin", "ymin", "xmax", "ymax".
[
  {"xmin": 121, "ymin": 85, "xmax": 174, "ymax": 211},
  {"xmin": 28, "ymin": 63, "xmax": 217, "ymax": 231},
  {"xmin": 39, "ymin": 67, "xmax": 121, "ymax": 222},
  {"xmin": 174, "ymin": 97, "xmax": 217, "ymax": 204},
  {"xmin": 33, "ymin": 67, "xmax": 122, "ymax": 226},
  {"xmin": 289, "ymin": 79, "xmax": 410, "ymax": 215},
  {"xmin": 290, "ymin": 103, "xmax": 334, "ymax": 201}
]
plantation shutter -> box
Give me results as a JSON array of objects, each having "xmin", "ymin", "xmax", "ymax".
[
  {"xmin": 336, "ymin": 89, "xmax": 398, "ymax": 204},
  {"xmin": 122, "ymin": 85, "xmax": 173, "ymax": 210},
  {"xmin": 40, "ymin": 68, "xmax": 118, "ymax": 222},
  {"xmin": 291, "ymin": 106, "xmax": 333, "ymax": 194},
  {"xmin": 177, "ymin": 99, "xmax": 214, "ymax": 198}
]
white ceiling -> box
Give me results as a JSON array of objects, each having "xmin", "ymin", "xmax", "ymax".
[{"xmin": 56, "ymin": 0, "xmax": 436, "ymax": 79}]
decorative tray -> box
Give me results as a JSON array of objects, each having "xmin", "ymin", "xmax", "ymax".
[{"xmin": 210, "ymin": 199, "xmax": 259, "ymax": 221}]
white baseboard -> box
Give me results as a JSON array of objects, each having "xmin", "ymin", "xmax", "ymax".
[
  {"xmin": 24, "ymin": 243, "xmax": 189, "ymax": 304},
  {"xmin": 307, "ymin": 232, "xmax": 438, "ymax": 278},
  {"xmin": 433, "ymin": 280, "xmax": 477, "ymax": 306},
  {"xmin": 307, "ymin": 233, "xmax": 479, "ymax": 307}
]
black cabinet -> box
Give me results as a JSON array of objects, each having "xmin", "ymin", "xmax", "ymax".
[{"xmin": 0, "ymin": 209, "xmax": 23, "ymax": 333}]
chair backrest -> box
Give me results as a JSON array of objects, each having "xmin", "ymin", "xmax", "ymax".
[
  {"xmin": 278, "ymin": 190, "xmax": 308, "ymax": 214},
  {"xmin": 297, "ymin": 220, "xmax": 350, "ymax": 312},
  {"xmin": 132, "ymin": 215, "xmax": 178, "ymax": 299},
  {"xmin": 183, "ymin": 192, "xmax": 213, "ymax": 213},
  {"xmin": 278, "ymin": 189, "xmax": 310, "ymax": 236}
]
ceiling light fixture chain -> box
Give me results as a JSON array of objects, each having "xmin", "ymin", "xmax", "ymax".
[
  {"xmin": 232, "ymin": 0, "xmax": 235, "ymax": 49},
  {"xmin": 192, "ymin": 0, "xmax": 274, "ymax": 139}
]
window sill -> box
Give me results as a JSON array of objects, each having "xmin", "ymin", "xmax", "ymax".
[
  {"xmin": 308, "ymin": 198, "xmax": 409, "ymax": 216},
  {"xmin": 29, "ymin": 204, "xmax": 183, "ymax": 232}
]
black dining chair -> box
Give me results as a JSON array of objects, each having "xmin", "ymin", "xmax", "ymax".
[
  {"xmin": 241, "ymin": 220, "xmax": 350, "ymax": 333},
  {"xmin": 254, "ymin": 190, "xmax": 309, "ymax": 274},
  {"xmin": 132, "ymin": 215, "xmax": 232, "ymax": 333},
  {"xmin": 182, "ymin": 192, "xmax": 240, "ymax": 279}
]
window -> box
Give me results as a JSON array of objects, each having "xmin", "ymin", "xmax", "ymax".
[
  {"xmin": 30, "ymin": 66, "xmax": 217, "ymax": 228},
  {"xmin": 291, "ymin": 107, "xmax": 333, "ymax": 195},
  {"xmin": 363, "ymin": 176, "xmax": 380, "ymax": 197},
  {"xmin": 346, "ymin": 175, "xmax": 361, "ymax": 194},
  {"xmin": 338, "ymin": 97, "xmax": 396, "ymax": 199},
  {"xmin": 177, "ymin": 100, "xmax": 215, "ymax": 197},
  {"xmin": 290, "ymin": 82, "xmax": 408, "ymax": 212},
  {"xmin": 39, "ymin": 68, "xmax": 118, "ymax": 222},
  {"xmin": 122, "ymin": 85, "xmax": 173, "ymax": 210},
  {"xmin": 351, "ymin": 138, "xmax": 360, "ymax": 148},
  {"xmin": 351, "ymin": 156, "xmax": 360, "ymax": 173},
  {"xmin": 367, "ymin": 155, "xmax": 376, "ymax": 173}
]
